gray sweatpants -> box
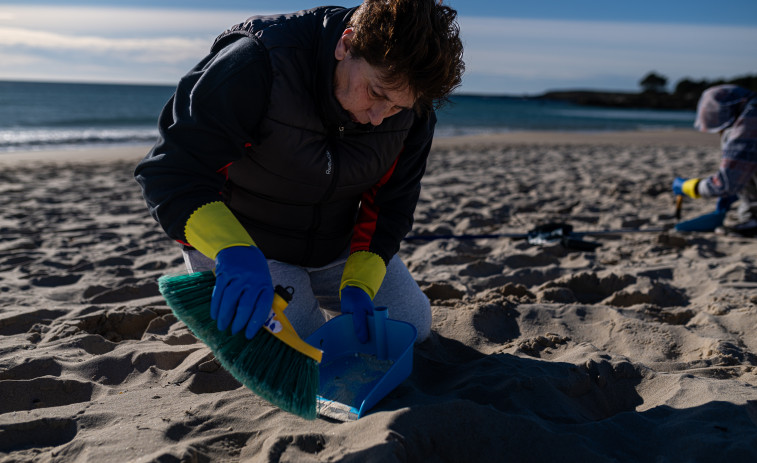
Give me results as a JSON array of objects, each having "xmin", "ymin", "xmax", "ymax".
[{"xmin": 182, "ymin": 247, "xmax": 431, "ymax": 343}]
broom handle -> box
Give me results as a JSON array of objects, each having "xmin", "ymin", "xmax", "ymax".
[{"xmin": 263, "ymin": 293, "xmax": 323, "ymax": 363}]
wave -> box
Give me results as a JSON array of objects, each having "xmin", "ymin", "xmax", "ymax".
[{"xmin": 0, "ymin": 127, "xmax": 159, "ymax": 152}]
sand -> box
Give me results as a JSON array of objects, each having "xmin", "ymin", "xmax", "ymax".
[{"xmin": 1, "ymin": 130, "xmax": 756, "ymax": 462}]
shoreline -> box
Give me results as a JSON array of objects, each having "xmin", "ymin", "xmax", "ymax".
[
  {"xmin": 0, "ymin": 144, "xmax": 152, "ymax": 165},
  {"xmin": 0, "ymin": 129, "xmax": 719, "ymax": 166},
  {"xmin": 431, "ymin": 128, "xmax": 719, "ymax": 149}
]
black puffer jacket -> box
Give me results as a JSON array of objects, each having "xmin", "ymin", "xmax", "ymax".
[{"xmin": 135, "ymin": 6, "xmax": 436, "ymax": 267}]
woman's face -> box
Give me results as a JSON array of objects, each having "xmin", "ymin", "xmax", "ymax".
[{"xmin": 333, "ymin": 29, "xmax": 415, "ymax": 126}]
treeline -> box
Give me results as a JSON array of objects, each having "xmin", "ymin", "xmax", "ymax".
[{"xmin": 537, "ymin": 73, "xmax": 757, "ymax": 110}]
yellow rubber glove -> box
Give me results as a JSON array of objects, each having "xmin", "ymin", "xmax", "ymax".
[
  {"xmin": 672, "ymin": 177, "xmax": 701, "ymax": 199},
  {"xmin": 339, "ymin": 251, "xmax": 386, "ymax": 299},
  {"xmin": 184, "ymin": 201, "xmax": 255, "ymax": 258}
]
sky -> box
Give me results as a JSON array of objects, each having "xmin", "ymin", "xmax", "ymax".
[{"xmin": 0, "ymin": 1, "xmax": 755, "ymax": 95}]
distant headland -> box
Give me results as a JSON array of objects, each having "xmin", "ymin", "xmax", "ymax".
[
  {"xmin": 481, "ymin": 72, "xmax": 757, "ymax": 111},
  {"xmin": 534, "ymin": 72, "xmax": 757, "ymax": 110}
]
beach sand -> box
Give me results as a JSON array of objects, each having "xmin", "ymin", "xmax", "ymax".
[{"xmin": 2, "ymin": 130, "xmax": 756, "ymax": 462}]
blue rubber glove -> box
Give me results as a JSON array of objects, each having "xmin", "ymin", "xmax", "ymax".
[
  {"xmin": 340, "ymin": 285, "xmax": 374, "ymax": 343},
  {"xmin": 211, "ymin": 245, "xmax": 274, "ymax": 339},
  {"xmin": 716, "ymin": 195, "xmax": 738, "ymax": 212},
  {"xmin": 672, "ymin": 177, "xmax": 687, "ymax": 196}
]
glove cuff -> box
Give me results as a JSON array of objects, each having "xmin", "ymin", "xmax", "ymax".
[
  {"xmin": 340, "ymin": 251, "xmax": 387, "ymax": 299},
  {"xmin": 185, "ymin": 201, "xmax": 255, "ymax": 259},
  {"xmin": 682, "ymin": 178, "xmax": 701, "ymax": 199}
]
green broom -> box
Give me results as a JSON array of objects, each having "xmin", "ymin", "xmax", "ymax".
[{"xmin": 157, "ymin": 271, "xmax": 322, "ymax": 419}]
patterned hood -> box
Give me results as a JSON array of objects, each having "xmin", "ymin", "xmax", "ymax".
[{"xmin": 694, "ymin": 84, "xmax": 756, "ymax": 133}]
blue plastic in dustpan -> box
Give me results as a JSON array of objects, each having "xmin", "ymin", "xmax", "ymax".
[
  {"xmin": 305, "ymin": 307, "xmax": 416, "ymax": 421},
  {"xmin": 675, "ymin": 210, "xmax": 726, "ymax": 232},
  {"xmin": 675, "ymin": 196, "xmax": 735, "ymax": 232}
]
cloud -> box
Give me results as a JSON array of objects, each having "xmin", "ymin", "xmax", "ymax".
[
  {"xmin": 0, "ymin": 27, "xmax": 208, "ymax": 63},
  {"xmin": 0, "ymin": 5, "xmax": 250, "ymax": 35},
  {"xmin": 0, "ymin": 5, "xmax": 254, "ymax": 83}
]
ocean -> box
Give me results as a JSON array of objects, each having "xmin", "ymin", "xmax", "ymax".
[{"xmin": 0, "ymin": 80, "xmax": 697, "ymax": 153}]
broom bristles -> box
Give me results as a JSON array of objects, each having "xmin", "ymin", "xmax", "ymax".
[{"xmin": 158, "ymin": 271, "xmax": 319, "ymax": 419}]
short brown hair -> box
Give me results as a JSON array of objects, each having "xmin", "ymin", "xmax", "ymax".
[{"xmin": 348, "ymin": 0, "xmax": 465, "ymax": 113}]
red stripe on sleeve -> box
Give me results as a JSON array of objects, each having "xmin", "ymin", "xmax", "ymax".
[
  {"xmin": 216, "ymin": 162, "xmax": 233, "ymax": 180},
  {"xmin": 350, "ymin": 152, "xmax": 401, "ymax": 253}
]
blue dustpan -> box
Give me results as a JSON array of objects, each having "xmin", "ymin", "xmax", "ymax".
[
  {"xmin": 675, "ymin": 196, "xmax": 735, "ymax": 232},
  {"xmin": 675, "ymin": 210, "xmax": 726, "ymax": 232},
  {"xmin": 305, "ymin": 308, "xmax": 416, "ymax": 421}
]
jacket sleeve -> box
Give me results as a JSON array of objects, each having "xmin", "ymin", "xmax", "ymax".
[
  {"xmin": 700, "ymin": 157, "xmax": 757, "ymax": 197},
  {"xmin": 349, "ymin": 110, "xmax": 436, "ymax": 264},
  {"xmin": 134, "ymin": 36, "xmax": 271, "ymax": 243}
]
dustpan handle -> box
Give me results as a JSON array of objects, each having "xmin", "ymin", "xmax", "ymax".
[{"xmin": 374, "ymin": 307, "xmax": 388, "ymax": 360}]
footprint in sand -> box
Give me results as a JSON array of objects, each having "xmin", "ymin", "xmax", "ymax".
[
  {"xmin": 0, "ymin": 308, "xmax": 67, "ymax": 336},
  {"xmin": 602, "ymin": 278, "xmax": 687, "ymax": 307},
  {"xmin": 0, "ymin": 377, "xmax": 96, "ymax": 414},
  {"xmin": 0, "ymin": 357, "xmax": 62, "ymax": 381},
  {"xmin": 422, "ymin": 282, "xmax": 466, "ymax": 301},
  {"xmin": 83, "ymin": 281, "xmax": 160, "ymax": 303},
  {"xmin": 42, "ymin": 306, "xmax": 162, "ymax": 343},
  {"xmin": 30, "ymin": 274, "xmax": 83, "ymax": 287},
  {"xmin": 536, "ymin": 271, "xmax": 633, "ymax": 304},
  {"xmin": 0, "ymin": 417, "xmax": 78, "ymax": 453},
  {"xmin": 537, "ymin": 271, "xmax": 688, "ymax": 307}
]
